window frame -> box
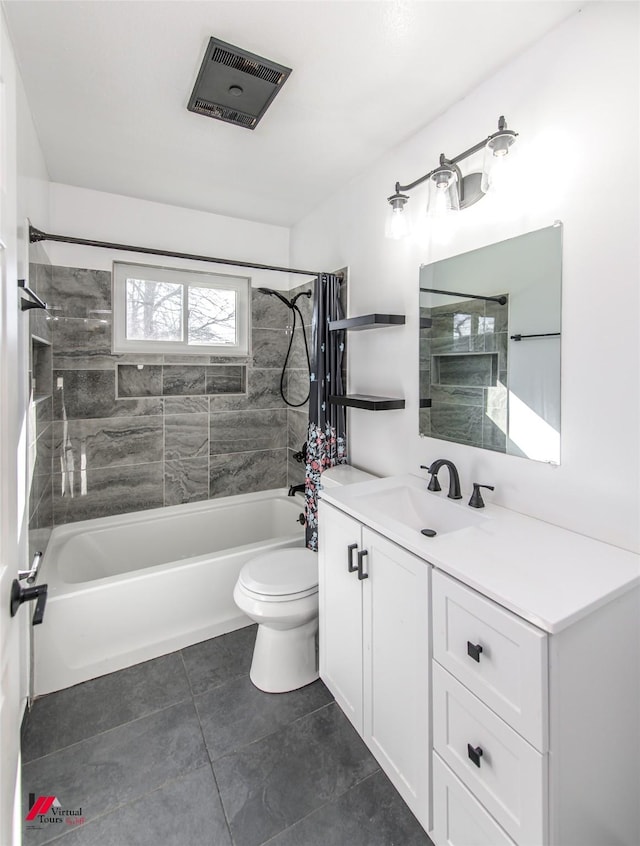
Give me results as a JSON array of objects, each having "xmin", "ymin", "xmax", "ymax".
[{"xmin": 112, "ymin": 261, "xmax": 250, "ymax": 356}]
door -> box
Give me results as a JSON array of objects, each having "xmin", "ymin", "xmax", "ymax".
[
  {"xmin": 0, "ymin": 15, "xmax": 26, "ymax": 844},
  {"xmin": 318, "ymin": 501, "xmax": 364, "ymax": 732},
  {"xmin": 362, "ymin": 527, "xmax": 430, "ymax": 830}
]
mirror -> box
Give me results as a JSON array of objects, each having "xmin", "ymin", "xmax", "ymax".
[{"xmin": 419, "ymin": 223, "xmax": 562, "ymax": 463}]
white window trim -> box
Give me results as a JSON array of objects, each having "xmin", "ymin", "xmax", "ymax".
[{"xmin": 112, "ymin": 261, "xmax": 250, "ymax": 356}]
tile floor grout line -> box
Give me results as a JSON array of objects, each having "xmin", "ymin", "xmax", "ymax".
[
  {"xmin": 208, "ymin": 698, "xmax": 337, "ymax": 765},
  {"xmin": 256, "ymin": 768, "xmax": 384, "ymax": 846},
  {"xmin": 22, "ymin": 693, "xmax": 195, "ymax": 766},
  {"xmin": 186, "ymin": 651, "xmax": 236, "ymax": 846}
]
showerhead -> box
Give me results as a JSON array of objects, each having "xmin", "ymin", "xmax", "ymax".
[{"xmin": 257, "ymin": 287, "xmax": 293, "ymax": 308}]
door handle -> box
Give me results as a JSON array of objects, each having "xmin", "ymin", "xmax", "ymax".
[
  {"xmin": 9, "ymin": 579, "xmax": 48, "ymax": 625},
  {"xmin": 347, "ymin": 543, "xmax": 358, "ymax": 573},
  {"xmin": 357, "ymin": 549, "xmax": 369, "ymax": 580}
]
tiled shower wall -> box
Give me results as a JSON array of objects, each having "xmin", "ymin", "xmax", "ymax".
[
  {"xmin": 419, "ymin": 297, "xmax": 509, "ymax": 452},
  {"xmin": 28, "ymin": 263, "xmax": 313, "ymax": 527}
]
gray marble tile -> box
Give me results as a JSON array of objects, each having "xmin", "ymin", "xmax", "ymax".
[
  {"xmin": 251, "ymin": 328, "xmax": 289, "ymax": 369},
  {"xmin": 32, "ymin": 423, "xmax": 54, "ymax": 477},
  {"xmin": 283, "ymin": 370, "xmax": 310, "ymax": 407},
  {"xmin": 54, "ymin": 766, "xmax": 230, "ymax": 846},
  {"xmin": 485, "ymin": 383, "xmax": 508, "ymax": 410},
  {"xmin": 53, "ymin": 417, "xmax": 163, "ymax": 471},
  {"xmin": 208, "ymin": 368, "xmax": 284, "ymax": 412},
  {"xmin": 181, "ymin": 626, "xmax": 256, "ymax": 696},
  {"xmin": 418, "ymin": 408, "xmax": 431, "ymax": 437},
  {"xmin": 52, "ymin": 317, "xmax": 113, "ymax": 370},
  {"xmin": 53, "ymin": 370, "xmax": 162, "ymax": 420},
  {"xmin": 53, "ymin": 462, "xmax": 164, "ymax": 524},
  {"xmin": 116, "ymin": 353, "xmax": 164, "ymax": 365},
  {"xmin": 430, "ymin": 385, "xmax": 484, "ymax": 407},
  {"xmin": 430, "ymin": 334, "xmax": 471, "ymax": 355},
  {"xmin": 22, "ymin": 701, "xmax": 208, "ymax": 846},
  {"xmin": 286, "ymin": 325, "xmax": 311, "ymax": 371},
  {"xmin": 29, "ymin": 474, "xmax": 52, "ymax": 526},
  {"xmin": 289, "ymin": 283, "xmax": 314, "ymax": 326},
  {"xmin": 485, "ymin": 298, "xmax": 509, "ymax": 334},
  {"xmin": 50, "ymin": 267, "xmax": 112, "ymax": 317},
  {"xmin": 163, "ymin": 353, "xmax": 211, "ymax": 365},
  {"xmin": 419, "ymin": 336, "xmax": 431, "ymax": 368},
  {"xmin": 434, "ymin": 353, "xmax": 498, "ymax": 388},
  {"xmin": 22, "ymin": 652, "xmax": 191, "ymax": 762},
  {"xmin": 430, "ymin": 301, "xmax": 484, "ymax": 339},
  {"xmin": 162, "ymin": 365, "xmax": 206, "ymax": 396},
  {"xmin": 268, "ymin": 770, "xmax": 432, "ymax": 846},
  {"xmin": 163, "ymin": 396, "xmax": 208, "ymax": 415},
  {"xmin": 419, "ymin": 368, "xmax": 431, "ymax": 402},
  {"xmin": 34, "ymin": 396, "xmax": 53, "ymax": 431},
  {"xmin": 164, "ymin": 457, "xmax": 210, "ymax": 506},
  {"xmin": 117, "ymin": 364, "xmax": 163, "ymax": 397},
  {"xmin": 287, "ymin": 409, "xmax": 308, "ymax": 452},
  {"xmin": 209, "ymin": 409, "xmax": 287, "ymax": 455},
  {"xmin": 29, "ymin": 525, "xmax": 52, "ymax": 565},
  {"xmin": 213, "ymin": 703, "xmax": 379, "ymax": 846},
  {"xmin": 209, "ymin": 449, "xmax": 287, "ymax": 498},
  {"xmin": 483, "ymin": 408, "xmax": 508, "ymax": 453},
  {"xmin": 484, "ymin": 331, "xmax": 509, "ymax": 371},
  {"xmin": 205, "ymin": 365, "xmax": 245, "ymax": 394},
  {"xmin": 251, "ymin": 289, "xmax": 288, "ymax": 330},
  {"xmin": 430, "ymin": 403, "xmax": 484, "ymax": 448},
  {"xmin": 164, "ymin": 412, "xmax": 209, "ymax": 459},
  {"xmin": 287, "ymin": 450, "xmax": 306, "ymax": 488},
  {"xmin": 195, "ymin": 676, "xmax": 333, "ymax": 761}
]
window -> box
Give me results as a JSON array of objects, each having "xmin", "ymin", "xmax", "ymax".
[{"xmin": 112, "ymin": 262, "xmax": 250, "ymax": 355}]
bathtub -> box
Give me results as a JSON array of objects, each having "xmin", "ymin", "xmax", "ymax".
[{"xmin": 34, "ymin": 489, "xmax": 306, "ymax": 696}]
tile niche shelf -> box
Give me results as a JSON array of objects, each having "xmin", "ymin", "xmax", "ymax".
[{"xmin": 328, "ymin": 313, "xmax": 407, "ymax": 411}]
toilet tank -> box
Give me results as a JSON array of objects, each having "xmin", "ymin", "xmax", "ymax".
[{"xmin": 320, "ymin": 465, "xmax": 377, "ymax": 489}]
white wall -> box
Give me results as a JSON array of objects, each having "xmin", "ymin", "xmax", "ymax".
[
  {"xmin": 46, "ymin": 183, "xmax": 300, "ymax": 290},
  {"xmin": 290, "ymin": 3, "xmax": 640, "ymax": 552}
]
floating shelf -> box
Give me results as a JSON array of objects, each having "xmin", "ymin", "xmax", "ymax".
[
  {"xmin": 419, "ymin": 398, "xmax": 432, "ymax": 409},
  {"xmin": 329, "ymin": 314, "xmax": 405, "ymax": 332},
  {"xmin": 329, "ymin": 394, "xmax": 405, "ymax": 411},
  {"xmin": 419, "ymin": 317, "xmax": 433, "ymax": 330}
]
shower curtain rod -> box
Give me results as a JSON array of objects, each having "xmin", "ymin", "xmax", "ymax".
[{"xmin": 29, "ymin": 225, "xmax": 339, "ymax": 280}]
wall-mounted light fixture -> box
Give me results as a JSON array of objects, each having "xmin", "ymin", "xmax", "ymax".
[{"xmin": 385, "ymin": 116, "xmax": 518, "ymax": 239}]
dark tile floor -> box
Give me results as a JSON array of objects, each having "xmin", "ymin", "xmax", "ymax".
[{"xmin": 22, "ymin": 625, "xmax": 433, "ymax": 846}]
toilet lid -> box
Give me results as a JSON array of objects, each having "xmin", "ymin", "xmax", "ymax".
[{"xmin": 239, "ymin": 549, "xmax": 318, "ymax": 596}]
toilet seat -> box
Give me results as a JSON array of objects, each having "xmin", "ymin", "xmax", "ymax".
[{"xmin": 238, "ymin": 548, "xmax": 317, "ymax": 602}]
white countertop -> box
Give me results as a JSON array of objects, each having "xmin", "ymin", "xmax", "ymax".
[{"xmin": 320, "ymin": 473, "xmax": 640, "ymax": 633}]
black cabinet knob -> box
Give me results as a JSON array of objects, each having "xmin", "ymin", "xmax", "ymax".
[
  {"xmin": 467, "ymin": 744, "xmax": 484, "ymax": 767},
  {"xmin": 467, "ymin": 641, "xmax": 483, "ymax": 662}
]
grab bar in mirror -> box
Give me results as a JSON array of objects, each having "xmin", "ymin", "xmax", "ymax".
[{"xmin": 510, "ymin": 332, "xmax": 561, "ymax": 341}]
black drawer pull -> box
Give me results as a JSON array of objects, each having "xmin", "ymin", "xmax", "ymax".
[
  {"xmin": 467, "ymin": 641, "xmax": 483, "ymax": 662},
  {"xmin": 467, "ymin": 744, "xmax": 483, "ymax": 767},
  {"xmin": 357, "ymin": 549, "xmax": 369, "ymax": 580},
  {"xmin": 347, "ymin": 543, "xmax": 358, "ymax": 573}
]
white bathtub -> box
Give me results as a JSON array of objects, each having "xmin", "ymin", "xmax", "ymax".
[{"xmin": 34, "ymin": 489, "xmax": 306, "ymax": 696}]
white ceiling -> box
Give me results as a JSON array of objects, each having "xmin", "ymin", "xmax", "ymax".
[{"xmin": 4, "ymin": 1, "xmax": 581, "ymax": 227}]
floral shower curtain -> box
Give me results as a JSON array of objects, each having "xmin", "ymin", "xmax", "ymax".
[{"xmin": 304, "ymin": 273, "xmax": 347, "ymax": 550}]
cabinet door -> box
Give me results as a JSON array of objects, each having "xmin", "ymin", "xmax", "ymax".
[
  {"xmin": 362, "ymin": 527, "xmax": 430, "ymax": 830},
  {"xmin": 318, "ymin": 501, "xmax": 364, "ymax": 732}
]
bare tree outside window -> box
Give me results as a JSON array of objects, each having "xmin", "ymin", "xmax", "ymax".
[
  {"xmin": 126, "ymin": 278, "xmax": 183, "ymax": 341},
  {"xmin": 188, "ymin": 286, "xmax": 236, "ymax": 345}
]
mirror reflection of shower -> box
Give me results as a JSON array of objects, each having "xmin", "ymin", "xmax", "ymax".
[{"xmin": 257, "ymin": 288, "xmax": 312, "ymax": 407}]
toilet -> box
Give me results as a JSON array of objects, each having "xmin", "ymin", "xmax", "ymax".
[{"xmin": 233, "ymin": 464, "xmax": 376, "ymax": 693}]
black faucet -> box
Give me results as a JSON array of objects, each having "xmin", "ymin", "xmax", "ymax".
[
  {"xmin": 420, "ymin": 460, "xmax": 462, "ymax": 500},
  {"xmin": 288, "ymin": 484, "xmax": 306, "ymax": 496}
]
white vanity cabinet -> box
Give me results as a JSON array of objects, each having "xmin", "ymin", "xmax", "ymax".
[
  {"xmin": 318, "ymin": 500, "xmax": 430, "ymax": 830},
  {"xmin": 319, "ymin": 475, "xmax": 640, "ymax": 846},
  {"xmin": 431, "ymin": 568, "xmax": 640, "ymax": 846}
]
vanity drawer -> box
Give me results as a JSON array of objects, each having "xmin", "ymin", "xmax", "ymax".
[
  {"xmin": 432, "ymin": 754, "xmax": 517, "ymax": 846},
  {"xmin": 432, "ymin": 569, "xmax": 548, "ymax": 751},
  {"xmin": 433, "ymin": 662, "xmax": 546, "ymax": 846}
]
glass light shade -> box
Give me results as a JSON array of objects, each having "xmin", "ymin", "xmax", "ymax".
[
  {"xmin": 426, "ymin": 167, "xmax": 460, "ymax": 218},
  {"xmin": 481, "ymin": 131, "xmax": 516, "ymax": 194},
  {"xmin": 385, "ymin": 194, "xmax": 410, "ymax": 240}
]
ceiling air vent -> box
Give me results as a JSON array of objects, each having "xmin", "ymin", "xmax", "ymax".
[{"xmin": 188, "ymin": 37, "xmax": 292, "ymax": 130}]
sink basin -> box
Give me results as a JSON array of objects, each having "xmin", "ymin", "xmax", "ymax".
[{"xmin": 350, "ymin": 483, "xmax": 487, "ymax": 536}]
